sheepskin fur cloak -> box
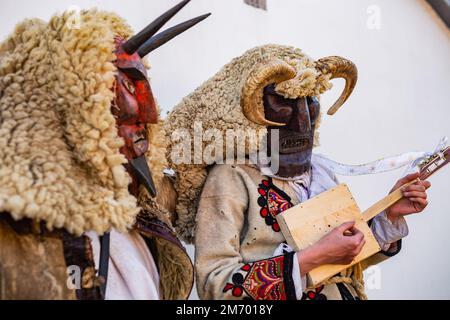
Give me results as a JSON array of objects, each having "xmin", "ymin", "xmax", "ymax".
[
  {"xmin": 0, "ymin": 9, "xmax": 192, "ymax": 300},
  {"xmin": 0, "ymin": 10, "xmax": 139, "ymax": 235},
  {"xmin": 165, "ymin": 45, "xmax": 331, "ymax": 243}
]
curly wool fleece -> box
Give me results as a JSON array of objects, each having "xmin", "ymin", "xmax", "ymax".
[
  {"xmin": 165, "ymin": 45, "xmax": 331, "ymax": 243},
  {"xmin": 0, "ymin": 10, "xmax": 162, "ymax": 236}
]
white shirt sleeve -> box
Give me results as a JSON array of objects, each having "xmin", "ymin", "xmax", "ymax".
[
  {"xmin": 293, "ymin": 253, "xmax": 307, "ymax": 298},
  {"xmin": 86, "ymin": 229, "xmax": 161, "ymax": 300},
  {"xmin": 273, "ymin": 243, "xmax": 306, "ymax": 299},
  {"xmin": 370, "ymin": 211, "xmax": 409, "ymax": 252}
]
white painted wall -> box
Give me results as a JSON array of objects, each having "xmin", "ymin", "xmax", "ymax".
[{"xmin": 1, "ymin": 0, "xmax": 449, "ymax": 299}]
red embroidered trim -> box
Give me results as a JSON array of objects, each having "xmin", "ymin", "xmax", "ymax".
[
  {"xmin": 301, "ymin": 285, "xmax": 327, "ymax": 300},
  {"xmin": 242, "ymin": 256, "xmax": 287, "ymax": 300},
  {"xmin": 224, "ymin": 255, "xmax": 297, "ymax": 301},
  {"xmin": 223, "ymin": 264, "xmax": 252, "ymax": 298},
  {"xmin": 257, "ymin": 178, "xmax": 293, "ymax": 232}
]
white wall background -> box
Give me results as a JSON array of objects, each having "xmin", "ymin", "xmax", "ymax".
[{"xmin": 1, "ymin": 0, "xmax": 449, "ymax": 300}]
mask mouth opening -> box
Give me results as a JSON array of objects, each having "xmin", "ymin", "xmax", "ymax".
[
  {"xmin": 278, "ymin": 133, "xmax": 311, "ymax": 154},
  {"xmin": 133, "ymin": 132, "xmax": 147, "ymax": 144}
]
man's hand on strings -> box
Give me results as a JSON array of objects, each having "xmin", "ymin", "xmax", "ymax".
[
  {"xmin": 297, "ymin": 221, "xmax": 365, "ymax": 276},
  {"xmin": 386, "ymin": 172, "xmax": 431, "ymax": 222}
]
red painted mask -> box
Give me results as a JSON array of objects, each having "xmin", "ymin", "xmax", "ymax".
[
  {"xmin": 107, "ymin": 0, "xmax": 210, "ymax": 197},
  {"xmin": 112, "ymin": 37, "xmax": 158, "ymax": 197}
]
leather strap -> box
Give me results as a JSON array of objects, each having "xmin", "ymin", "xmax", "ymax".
[{"xmin": 98, "ymin": 232, "xmax": 111, "ymax": 298}]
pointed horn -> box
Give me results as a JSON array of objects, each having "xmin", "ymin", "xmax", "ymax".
[
  {"xmin": 122, "ymin": 0, "xmax": 192, "ymax": 54},
  {"xmin": 241, "ymin": 59, "xmax": 297, "ymax": 127},
  {"xmin": 137, "ymin": 13, "xmax": 211, "ymax": 57},
  {"xmin": 315, "ymin": 56, "xmax": 358, "ymax": 115}
]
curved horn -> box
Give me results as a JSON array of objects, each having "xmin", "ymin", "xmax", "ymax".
[
  {"xmin": 241, "ymin": 59, "xmax": 297, "ymax": 127},
  {"xmin": 122, "ymin": 0, "xmax": 192, "ymax": 54},
  {"xmin": 138, "ymin": 13, "xmax": 211, "ymax": 57},
  {"xmin": 315, "ymin": 56, "xmax": 358, "ymax": 115}
]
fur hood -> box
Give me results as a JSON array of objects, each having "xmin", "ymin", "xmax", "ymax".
[
  {"xmin": 165, "ymin": 45, "xmax": 340, "ymax": 243},
  {"xmin": 0, "ymin": 10, "xmax": 169, "ymax": 236}
]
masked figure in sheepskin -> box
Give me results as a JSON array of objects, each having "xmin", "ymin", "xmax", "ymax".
[
  {"xmin": 165, "ymin": 45, "xmax": 431, "ymax": 300},
  {"xmin": 0, "ymin": 1, "xmax": 209, "ymax": 300}
]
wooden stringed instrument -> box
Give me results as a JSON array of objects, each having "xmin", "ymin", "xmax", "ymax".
[{"xmin": 276, "ymin": 146, "xmax": 450, "ymax": 287}]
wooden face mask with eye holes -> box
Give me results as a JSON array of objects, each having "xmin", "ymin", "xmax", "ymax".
[
  {"xmin": 263, "ymin": 84, "xmax": 320, "ymax": 178},
  {"xmin": 110, "ymin": 0, "xmax": 210, "ymax": 197}
]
